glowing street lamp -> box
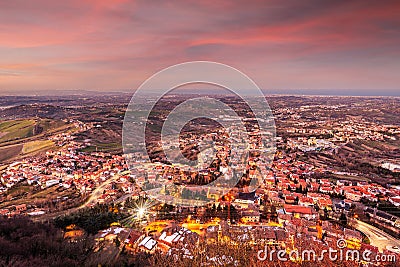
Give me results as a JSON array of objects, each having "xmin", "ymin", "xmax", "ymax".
[{"xmin": 137, "ymin": 207, "xmax": 146, "ymax": 219}]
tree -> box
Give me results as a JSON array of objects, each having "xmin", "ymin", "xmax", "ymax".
[
  {"xmin": 0, "ymin": 217, "xmax": 94, "ymax": 266},
  {"xmin": 339, "ymin": 212, "xmax": 347, "ymax": 226}
]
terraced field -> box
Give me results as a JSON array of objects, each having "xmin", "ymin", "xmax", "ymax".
[
  {"xmin": 0, "ymin": 119, "xmax": 36, "ymax": 142},
  {"xmin": 0, "ymin": 144, "xmax": 23, "ymax": 162},
  {"xmin": 0, "ymin": 118, "xmax": 73, "ymax": 163},
  {"xmin": 21, "ymin": 140, "xmax": 55, "ymax": 154}
]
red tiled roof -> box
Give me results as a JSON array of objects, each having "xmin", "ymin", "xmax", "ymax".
[{"xmin": 284, "ymin": 204, "xmax": 314, "ymax": 215}]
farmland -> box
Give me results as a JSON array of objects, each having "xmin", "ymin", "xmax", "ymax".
[{"xmin": 0, "ymin": 119, "xmax": 74, "ymax": 163}]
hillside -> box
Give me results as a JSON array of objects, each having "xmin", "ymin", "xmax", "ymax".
[{"xmin": 0, "ymin": 118, "xmax": 73, "ymax": 163}]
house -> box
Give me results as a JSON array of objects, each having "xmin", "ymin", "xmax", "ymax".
[
  {"xmin": 283, "ymin": 204, "xmax": 318, "ymax": 220},
  {"xmin": 236, "ymin": 191, "xmax": 256, "ymax": 203},
  {"xmin": 298, "ymin": 196, "xmax": 314, "ymax": 207},
  {"xmin": 241, "ymin": 211, "xmax": 260, "ymax": 223},
  {"xmin": 319, "ymin": 186, "xmax": 333, "ymax": 194},
  {"xmin": 0, "ymin": 209, "xmax": 9, "ymax": 216},
  {"xmin": 284, "ymin": 195, "xmax": 296, "ymax": 204},
  {"xmin": 64, "ymin": 224, "xmax": 85, "ymax": 240},
  {"xmin": 317, "ymin": 198, "xmax": 333, "ymax": 210},
  {"xmin": 345, "ymin": 190, "xmax": 362, "ymax": 202},
  {"xmin": 15, "ymin": 204, "xmax": 27, "ymax": 213},
  {"xmin": 45, "ymin": 179, "xmax": 60, "ymax": 188},
  {"xmin": 389, "ymin": 196, "xmax": 400, "ymax": 207},
  {"xmin": 96, "ymin": 226, "xmax": 129, "ymax": 243},
  {"xmin": 138, "ymin": 236, "xmax": 157, "ymax": 253},
  {"xmin": 344, "ymin": 228, "xmax": 362, "ymax": 249},
  {"xmin": 309, "ymin": 182, "xmax": 319, "ymax": 192},
  {"xmin": 124, "ymin": 231, "xmax": 142, "ymax": 253},
  {"xmin": 336, "ymin": 180, "xmax": 347, "ymax": 187},
  {"xmin": 335, "ymin": 200, "xmax": 352, "ymax": 211},
  {"xmin": 157, "ymin": 227, "xmax": 198, "ymax": 252}
]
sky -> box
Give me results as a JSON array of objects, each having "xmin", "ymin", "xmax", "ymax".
[{"xmin": 0, "ymin": 0, "xmax": 399, "ymax": 96}]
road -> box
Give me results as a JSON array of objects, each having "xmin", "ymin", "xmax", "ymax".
[
  {"xmin": 33, "ymin": 173, "xmax": 122, "ymax": 222},
  {"xmin": 354, "ymin": 220, "xmax": 400, "ymax": 252},
  {"xmin": 81, "ymin": 173, "xmax": 122, "ymax": 208}
]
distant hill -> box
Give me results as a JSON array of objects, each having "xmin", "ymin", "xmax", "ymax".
[{"xmin": 0, "ymin": 104, "xmax": 68, "ymax": 120}]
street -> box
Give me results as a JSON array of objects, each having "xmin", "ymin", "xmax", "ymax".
[{"xmin": 354, "ymin": 219, "xmax": 400, "ymax": 252}]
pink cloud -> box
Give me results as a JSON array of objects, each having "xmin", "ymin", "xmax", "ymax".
[{"xmin": 0, "ymin": 0, "xmax": 399, "ymax": 93}]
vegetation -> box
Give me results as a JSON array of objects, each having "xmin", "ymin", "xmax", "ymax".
[
  {"xmin": 0, "ymin": 119, "xmax": 36, "ymax": 142},
  {"xmin": 0, "ymin": 119, "xmax": 70, "ymax": 162},
  {"xmin": 0, "ymin": 216, "xmax": 93, "ymax": 266},
  {"xmin": 79, "ymin": 142, "xmax": 122, "ymax": 153},
  {"xmin": 22, "ymin": 140, "xmax": 54, "ymax": 154},
  {"xmin": 0, "ymin": 144, "xmax": 23, "ymax": 162},
  {"xmin": 54, "ymin": 204, "xmax": 127, "ymax": 234}
]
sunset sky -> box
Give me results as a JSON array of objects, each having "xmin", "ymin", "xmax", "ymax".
[{"xmin": 1, "ymin": 0, "xmax": 399, "ymax": 95}]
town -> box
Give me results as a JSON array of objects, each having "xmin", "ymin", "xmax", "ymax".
[{"xmin": 0, "ymin": 95, "xmax": 399, "ymax": 266}]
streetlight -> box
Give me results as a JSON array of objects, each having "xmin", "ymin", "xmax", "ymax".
[{"xmin": 137, "ymin": 207, "xmax": 146, "ymax": 219}]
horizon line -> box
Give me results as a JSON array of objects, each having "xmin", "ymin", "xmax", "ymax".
[{"xmin": 0, "ymin": 89, "xmax": 399, "ymax": 98}]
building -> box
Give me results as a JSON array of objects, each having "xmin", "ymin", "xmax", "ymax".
[{"xmin": 283, "ymin": 204, "xmax": 318, "ymax": 220}]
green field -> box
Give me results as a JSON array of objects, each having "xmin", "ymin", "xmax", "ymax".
[
  {"xmin": 22, "ymin": 140, "xmax": 54, "ymax": 154},
  {"xmin": 0, "ymin": 144, "xmax": 23, "ymax": 162},
  {"xmin": 0, "ymin": 119, "xmax": 67, "ymax": 143},
  {"xmin": 0, "ymin": 119, "xmax": 73, "ymax": 163},
  {"xmin": 0, "ymin": 119, "xmax": 36, "ymax": 142},
  {"xmin": 0, "ymin": 184, "xmax": 74, "ymax": 209},
  {"xmin": 79, "ymin": 142, "xmax": 122, "ymax": 153}
]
